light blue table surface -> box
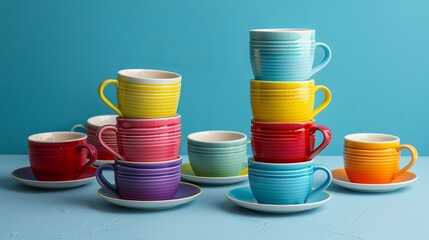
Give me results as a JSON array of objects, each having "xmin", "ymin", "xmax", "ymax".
[{"xmin": 0, "ymin": 155, "xmax": 427, "ymax": 240}]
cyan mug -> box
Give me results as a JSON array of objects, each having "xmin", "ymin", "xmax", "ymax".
[
  {"xmin": 250, "ymin": 28, "xmax": 331, "ymax": 81},
  {"xmin": 248, "ymin": 157, "xmax": 332, "ymax": 204}
]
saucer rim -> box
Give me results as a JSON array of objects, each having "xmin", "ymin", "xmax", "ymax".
[
  {"xmin": 225, "ymin": 186, "xmax": 331, "ymax": 212},
  {"xmin": 331, "ymin": 168, "xmax": 419, "ymax": 193},
  {"xmin": 10, "ymin": 166, "xmax": 97, "ymax": 184},
  {"xmin": 331, "ymin": 168, "xmax": 418, "ymax": 187},
  {"xmin": 97, "ymin": 182, "xmax": 202, "ymax": 203},
  {"xmin": 181, "ymin": 163, "xmax": 248, "ymax": 185}
]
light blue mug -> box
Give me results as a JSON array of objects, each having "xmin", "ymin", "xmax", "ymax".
[
  {"xmin": 248, "ymin": 157, "xmax": 332, "ymax": 204},
  {"xmin": 250, "ymin": 28, "xmax": 331, "ymax": 81}
]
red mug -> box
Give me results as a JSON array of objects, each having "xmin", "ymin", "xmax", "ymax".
[
  {"xmin": 28, "ymin": 132, "xmax": 98, "ymax": 181},
  {"xmin": 251, "ymin": 120, "xmax": 331, "ymax": 163},
  {"xmin": 97, "ymin": 117, "xmax": 181, "ymax": 162}
]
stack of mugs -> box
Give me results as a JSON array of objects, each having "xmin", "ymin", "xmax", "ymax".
[
  {"xmin": 95, "ymin": 69, "xmax": 183, "ymax": 201},
  {"xmin": 248, "ymin": 28, "xmax": 334, "ymax": 205}
]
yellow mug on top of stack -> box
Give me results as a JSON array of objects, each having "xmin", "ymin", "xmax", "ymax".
[
  {"xmin": 99, "ymin": 69, "xmax": 181, "ymax": 119},
  {"xmin": 250, "ymin": 79, "xmax": 331, "ymax": 122}
]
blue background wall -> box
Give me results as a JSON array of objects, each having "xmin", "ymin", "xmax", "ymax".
[{"xmin": 1, "ymin": 0, "xmax": 428, "ymax": 155}]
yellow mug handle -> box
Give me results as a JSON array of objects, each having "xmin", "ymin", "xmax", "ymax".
[
  {"xmin": 98, "ymin": 79, "xmax": 123, "ymax": 117},
  {"xmin": 312, "ymin": 85, "xmax": 332, "ymax": 118},
  {"xmin": 392, "ymin": 144, "xmax": 418, "ymax": 180}
]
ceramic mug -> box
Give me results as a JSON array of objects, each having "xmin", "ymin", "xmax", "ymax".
[
  {"xmin": 96, "ymin": 157, "xmax": 182, "ymax": 200},
  {"xmin": 343, "ymin": 133, "xmax": 418, "ymax": 184},
  {"xmin": 97, "ymin": 117, "xmax": 181, "ymax": 162},
  {"xmin": 250, "ymin": 80, "xmax": 331, "ymax": 122},
  {"xmin": 71, "ymin": 115, "xmax": 118, "ymax": 161},
  {"xmin": 28, "ymin": 132, "xmax": 97, "ymax": 181},
  {"xmin": 251, "ymin": 120, "xmax": 331, "ymax": 163},
  {"xmin": 98, "ymin": 69, "xmax": 182, "ymax": 118},
  {"xmin": 248, "ymin": 157, "xmax": 332, "ymax": 204},
  {"xmin": 250, "ymin": 28, "xmax": 331, "ymax": 81},
  {"xmin": 187, "ymin": 131, "xmax": 248, "ymax": 177}
]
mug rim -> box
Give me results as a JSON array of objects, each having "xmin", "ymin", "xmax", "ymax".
[
  {"xmin": 188, "ymin": 131, "xmax": 247, "ymax": 143},
  {"xmin": 250, "ymin": 28, "xmax": 315, "ymax": 33},
  {"xmin": 248, "ymin": 157, "xmax": 314, "ymax": 167},
  {"xmin": 87, "ymin": 115, "xmax": 118, "ymax": 127},
  {"xmin": 344, "ymin": 133, "xmax": 399, "ymax": 144},
  {"xmin": 28, "ymin": 132, "xmax": 87, "ymax": 143},
  {"xmin": 118, "ymin": 69, "xmax": 181, "ymax": 84}
]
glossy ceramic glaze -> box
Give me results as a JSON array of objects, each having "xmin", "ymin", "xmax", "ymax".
[
  {"xmin": 96, "ymin": 161, "xmax": 181, "ymax": 200},
  {"xmin": 98, "ymin": 70, "xmax": 181, "ymax": 118},
  {"xmin": 28, "ymin": 132, "xmax": 97, "ymax": 181},
  {"xmin": 11, "ymin": 166, "xmax": 97, "ymax": 189},
  {"xmin": 249, "ymin": 29, "xmax": 331, "ymax": 81},
  {"xmin": 251, "ymin": 120, "xmax": 331, "ymax": 163},
  {"xmin": 97, "ymin": 182, "xmax": 201, "ymax": 210},
  {"xmin": 332, "ymin": 168, "xmax": 418, "ymax": 192},
  {"xmin": 343, "ymin": 133, "xmax": 418, "ymax": 184},
  {"xmin": 250, "ymin": 80, "xmax": 331, "ymax": 122},
  {"xmin": 225, "ymin": 187, "xmax": 331, "ymax": 213},
  {"xmin": 116, "ymin": 157, "xmax": 182, "ymax": 169},
  {"xmin": 187, "ymin": 150, "xmax": 247, "ymax": 177},
  {"xmin": 97, "ymin": 120, "xmax": 181, "ymax": 162},
  {"xmin": 248, "ymin": 159, "xmax": 332, "ymax": 204}
]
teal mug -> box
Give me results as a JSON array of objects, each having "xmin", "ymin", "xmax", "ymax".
[
  {"xmin": 250, "ymin": 28, "xmax": 331, "ymax": 81},
  {"xmin": 248, "ymin": 157, "xmax": 332, "ymax": 204}
]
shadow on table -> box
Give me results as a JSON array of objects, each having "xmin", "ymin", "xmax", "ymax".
[
  {"xmin": 215, "ymin": 198, "xmax": 327, "ymax": 218},
  {"xmin": 0, "ymin": 175, "xmax": 66, "ymax": 194}
]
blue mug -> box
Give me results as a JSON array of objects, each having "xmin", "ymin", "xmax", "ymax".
[
  {"xmin": 248, "ymin": 158, "xmax": 332, "ymax": 204},
  {"xmin": 250, "ymin": 28, "xmax": 331, "ymax": 81}
]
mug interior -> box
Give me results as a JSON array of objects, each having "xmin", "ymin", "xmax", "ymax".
[
  {"xmin": 345, "ymin": 133, "xmax": 398, "ymax": 143},
  {"xmin": 28, "ymin": 132, "xmax": 86, "ymax": 143},
  {"xmin": 119, "ymin": 69, "xmax": 181, "ymax": 80},
  {"xmin": 87, "ymin": 115, "xmax": 117, "ymax": 127},
  {"xmin": 188, "ymin": 131, "xmax": 246, "ymax": 143}
]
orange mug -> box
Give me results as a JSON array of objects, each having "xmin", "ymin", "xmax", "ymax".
[{"xmin": 343, "ymin": 133, "xmax": 418, "ymax": 184}]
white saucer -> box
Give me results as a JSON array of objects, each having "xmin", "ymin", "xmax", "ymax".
[
  {"xmin": 10, "ymin": 166, "xmax": 96, "ymax": 189},
  {"xmin": 181, "ymin": 163, "xmax": 248, "ymax": 185},
  {"xmin": 225, "ymin": 186, "xmax": 331, "ymax": 214},
  {"xmin": 97, "ymin": 182, "xmax": 202, "ymax": 210},
  {"xmin": 331, "ymin": 168, "xmax": 418, "ymax": 193},
  {"xmin": 94, "ymin": 159, "xmax": 114, "ymax": 166}
]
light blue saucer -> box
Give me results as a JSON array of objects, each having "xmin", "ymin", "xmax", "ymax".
[{"xmin": 225, "ymin": 186, "xmax": 330, "ymax": 213}]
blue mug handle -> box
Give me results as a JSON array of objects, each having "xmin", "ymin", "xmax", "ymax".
[
  {"xmin": 310, "ymin": 42, "xmax": 332, "ymax": 77},
  {"xmin": 305, "ymin": 164, "xmax": 332, "ymax": 202},
  {"xmin": 70, "ymin": 124, "xmax": 86, "ymax": 133},
  {"xmin": 96, "ymin": 164, "xmax": 119, "ymax": 197}
]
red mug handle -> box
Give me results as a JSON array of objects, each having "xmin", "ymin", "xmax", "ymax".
[
  {"xmin": 75, "ymin": 143, "xmax": 98, "ymax": 178},
  {"xmin": 307, "ymin": 125, "xmax": 332, "ymax": 160},
  {"xmin": 97, "ymin": 125, "xmax": 124, "ymax": 160}
]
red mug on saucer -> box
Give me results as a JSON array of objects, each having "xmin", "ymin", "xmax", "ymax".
[{"xmin": 28, "ymin": 132, "xmax": 98, "ymax": 181}]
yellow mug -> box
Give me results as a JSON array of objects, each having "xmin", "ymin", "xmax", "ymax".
[
  {"xmin": 98, "ymin": 69, "xmax": 182, "ymax": 118},
  {"xmin": 343, "ymin": 133, "xmax": 418, "ymax": 184},
  {"xmin": 250, "ymin": 80, "xmax": 331, "ymax": 122}
]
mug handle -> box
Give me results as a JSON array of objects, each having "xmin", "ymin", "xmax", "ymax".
[
  {"xmin": 96, "ymin": 164, "xmax": 118, "ymax": 197},
  {"xmin": 97, "ymin": 125, "xmax": 124, "ymax": 160},
  {"xmin": 307, "ymin": 126, "xmax": 332, "ymax": 160},
  {"xmin": 98, "ymin": 79, "xmax": 123, "ymax": 117},
  {"xmin": 310, "ymin": 42, "xmax": 332, "ymax": 77},
  {"xmin": 305, "ymin": 164, "xmax": 332, "ymax": 203},
  {"xmin": 392, "ymin": 144, "xmax": 418, "ymax": 180},
  {"xmin": 71, "ymin": 124, "xmax": 86, "ymax": 132},
  {"xmin": 312, "ymin": 85, "xmax": 332, "ymax": 118},
  {"xmin": 75, "ymin": 143, "xmax": 98, "ymax": 178}
]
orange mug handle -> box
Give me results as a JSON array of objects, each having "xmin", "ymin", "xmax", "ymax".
[{"xmin": 392, "ymin": 144, "xmax": 418, "ymax": 180}]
